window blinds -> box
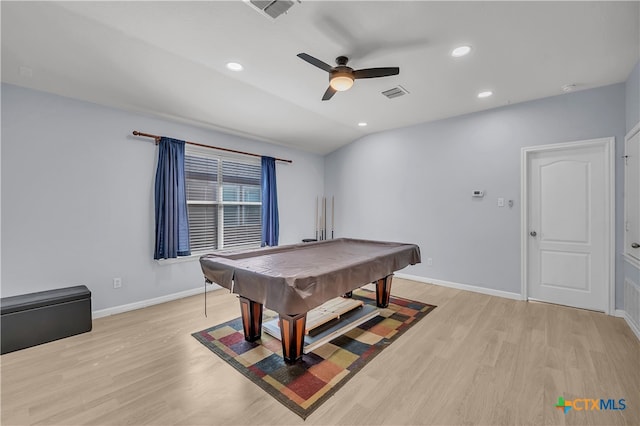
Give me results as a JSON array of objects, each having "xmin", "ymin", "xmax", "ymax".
[{"xmin": 185, "ymin": 148, "xmax": 261, "ymax": 252}]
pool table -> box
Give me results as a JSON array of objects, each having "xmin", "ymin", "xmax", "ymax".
[{"xmin": 199, "ymin": 238, "xmax": 421, "ymax": 363}]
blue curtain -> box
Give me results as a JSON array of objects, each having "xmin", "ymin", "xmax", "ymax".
[
  {"xmin": 261, "ymin": 156, "xmax": 279, "ymax": 247},
  {"xmin": 154, "ymin": 137, "xmax": 190, "ymax": 259}
]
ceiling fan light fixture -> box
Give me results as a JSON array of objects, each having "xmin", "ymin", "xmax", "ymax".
[{"xmin": 330, "ymin": 74, "xmax": 354, "ymax": 91}]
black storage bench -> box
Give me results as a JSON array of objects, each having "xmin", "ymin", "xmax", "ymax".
[{"xmin": 1, "ymin": 285, "xmax": 92, "ymax": 354}]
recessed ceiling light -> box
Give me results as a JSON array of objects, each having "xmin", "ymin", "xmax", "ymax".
[
  {"xmin": 451, "ymin": 45, "xmax": 471, "ymax": 57},
  {"xmin": 226, "ymin": 62, "xmax": 243, "ymax": 71},
  {"xmin": 358, "ymin": 122, "xmax": 367, "ymax": 127},
  {"xmin": 477, "ymin": 91, "xmax": 493, "ymax": 98}
]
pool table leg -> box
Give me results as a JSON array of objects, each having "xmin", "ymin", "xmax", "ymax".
[
  {"xmin": 239, "ymin": 297, "xmax": 263, "ymax": 342},
  {"xmin": 278, "ymin": 313, "xmax": 307, "ymax": 364},
  {"xmin": 375, "ymin": 274, "xmax": 394, "ymax": 308}
]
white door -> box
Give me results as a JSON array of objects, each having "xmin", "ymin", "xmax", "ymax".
[
  {"xmin": 523, "ymin": 138, "xmax": 613, "ymax": 313},
  {"xmin": 624, "ymin": 127, "xmax": 640, "ymax": 264}
]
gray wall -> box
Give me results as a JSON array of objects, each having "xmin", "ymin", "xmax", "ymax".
[
  {"xmin": 325, "ymin": 83, "xmax": 627, "ymax": 306},
  {"xmin": 1, "ymin": 83, "xmax": 324, "ymax": 311}
]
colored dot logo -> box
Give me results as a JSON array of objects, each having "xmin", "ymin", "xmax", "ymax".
[{"xmin": 555, "ymin": 396, "xmax": 572, "ymax": 414}]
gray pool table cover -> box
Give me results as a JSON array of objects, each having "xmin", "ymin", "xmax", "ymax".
[{"xmin": 199, "ymin": 238, "xmax": 421, "ymax": 315}]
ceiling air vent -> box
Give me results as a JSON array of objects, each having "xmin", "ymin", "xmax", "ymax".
[
  {"xmin": 247, "ymin": 0, "xmax": 297, "ymax": 19},
  {"xmin": 382, "ymin": 86, "xmax": 409, "ymax": 99}
]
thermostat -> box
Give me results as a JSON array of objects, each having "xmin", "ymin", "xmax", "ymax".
[{"xmin": 472, "ymin": 190, "xmax": 484, "ymax": 197}]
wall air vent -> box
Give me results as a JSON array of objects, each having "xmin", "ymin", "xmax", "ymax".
[
  {"xmin": 247, "ymin": 0, "xmax": 297, "ymax": 19},
  {"xmin": 382, "ymin": 85, "xmax": 409, "ymax": 99}
]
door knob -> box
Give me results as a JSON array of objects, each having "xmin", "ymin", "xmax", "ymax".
[
  {"xmin": 530, "ymin": 231, "xmax": 537, "ymax": 237},
  {"xmin": 632, "ymin": 242, "xmax": 640, "ymax": 249}
]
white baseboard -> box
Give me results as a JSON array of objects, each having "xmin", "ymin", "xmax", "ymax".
[
  {"xmin": 615, "ymin": 309, "xmax": 640, "ymax": 341},
  {"xmin": 395, "ymin": 273, "xmax": 523, "ymax": 301},
  {"xmin": 397, "ymin": 275, "xmax": 640, "ymax": 341},
  {"xmin": 92, "ymin": 284, "xmax": 221, "ymax": 319},
  {"xmin": 624, "ymin": 311, "xmax": 640, "ymax": 341},
  {"xmin": 614, "ymin": 309, "xmax": 626, "ymax": 318},
  {"xmin": 92, "ymin": 276, "xmax": 640, "ymax": 342}
]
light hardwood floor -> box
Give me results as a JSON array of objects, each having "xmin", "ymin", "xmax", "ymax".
[{"xmin": 1, "ymin": 278, "xmax": 638, "ymax": 425}]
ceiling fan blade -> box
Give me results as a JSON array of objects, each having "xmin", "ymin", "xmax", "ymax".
[
  {"xmin": 322, "ymin": 86, "xmax": 337, "ymax": 101},
  {"xmin": 297, "ymin": 53, "xmax": 333, "ymax": 72},
  {"xmin": 353, "ymin": 67, "xmax": 400, "ymax": 79}
]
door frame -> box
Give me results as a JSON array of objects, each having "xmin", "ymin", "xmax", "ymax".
[{"xmin": 520, "ymin": 137, "xmax": 615, "ymax": 314}]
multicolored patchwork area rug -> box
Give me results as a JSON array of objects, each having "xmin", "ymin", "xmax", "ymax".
[{"xmin": 192, "ymin": 289, "xmax": 436, "ymax": 419}]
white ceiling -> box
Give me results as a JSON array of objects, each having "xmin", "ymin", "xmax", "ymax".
[{"xmin": 2, "ymin": 1, "xmax": 639, "ymax": 155}]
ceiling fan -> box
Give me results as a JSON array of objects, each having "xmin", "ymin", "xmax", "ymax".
[{"xmin": 297, "ymin": 53, "xmax": 399, "ymax": 101}]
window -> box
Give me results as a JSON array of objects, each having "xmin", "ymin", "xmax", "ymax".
[
  {"xmin": 624, "ymin": 126, "xmax": 640, "ymax": 266},
  {"xmin": 185, "ymin": 145, "xmax": 261, "ymax": 253}
]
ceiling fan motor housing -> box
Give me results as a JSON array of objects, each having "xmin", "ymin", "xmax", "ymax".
[
  {"xmin": 330, "ymin": 56, "xmax": 355, "ymax": 89},
  {"xmin": 330, "ymin": 67, "xmax": 354, "ymax": 80}
]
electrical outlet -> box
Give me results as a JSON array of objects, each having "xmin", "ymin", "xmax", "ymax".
[
  {"xmin": 427, "ymin": 258, "xmax": 433, "ymax": 266},
  {"xmin": 113, "ymin": 277, "xmax": 122, "ymax": 289}
]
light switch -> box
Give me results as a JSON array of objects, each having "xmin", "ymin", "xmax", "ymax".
[{"xmin": 497, "ymin": 197, "xmax": 505, "ymax": 207}]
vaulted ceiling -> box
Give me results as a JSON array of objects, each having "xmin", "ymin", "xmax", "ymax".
[{"xmin": 2, "ymin": 1, "xmax": 638, "ymax": 154}]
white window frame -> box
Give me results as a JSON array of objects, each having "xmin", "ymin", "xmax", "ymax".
[{"xmin": 185, "ymin": 144, "xmax": 262, "ymax": 254}]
